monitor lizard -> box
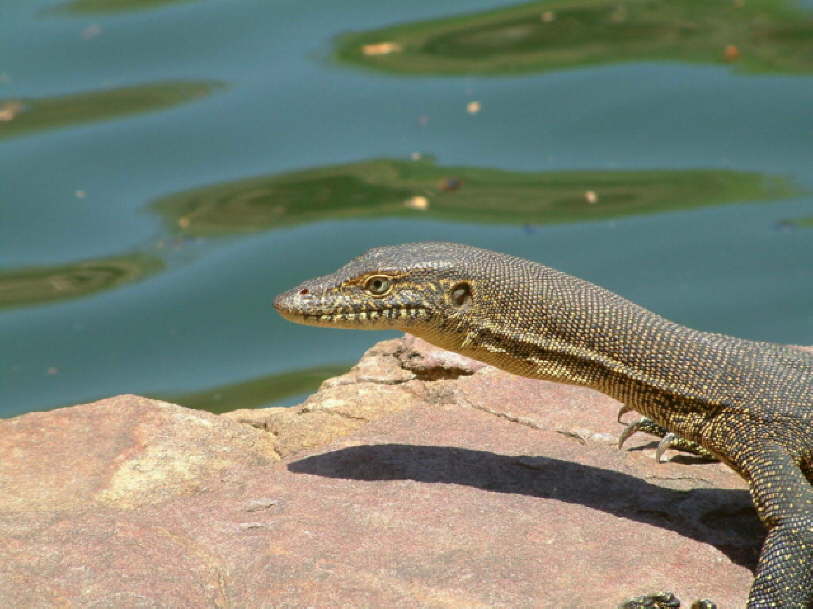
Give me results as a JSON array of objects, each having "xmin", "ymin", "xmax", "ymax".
[{"xmin": 274, "ymin": 241, "xmax": 813, "ymax": 609}]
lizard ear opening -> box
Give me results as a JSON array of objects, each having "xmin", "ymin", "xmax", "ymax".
[{"xmin": 450, "ymin": 282, "xmax": 472, "ymax": 308}]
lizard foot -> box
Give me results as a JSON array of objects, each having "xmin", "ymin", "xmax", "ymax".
[
  {"xmin": 616, "ymin": 415, "xmax": 716, "ymax": 462},
  {"xmin": 617, "ymin": 592, "xmax": 716, "ymax": 609}
]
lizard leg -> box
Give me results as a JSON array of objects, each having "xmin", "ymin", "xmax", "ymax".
[
  {"xmin": 614, "ymin": 415, "xmax": 719, "ymax": 609},
  {"xmin": 617, "ymin": 415, "xmax": 716, "ymax": 462},
  {"xmin": 744, "ymin": 444, "xmax": 813, "ymax": 608},
  {"xmin": 617, "ymin": 592, "xmax": 715, "ymax": 609}
]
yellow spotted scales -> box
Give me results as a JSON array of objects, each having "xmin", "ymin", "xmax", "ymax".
[{"xmin": 275, "ymin": 242, "xmax": 813, "ymax": 609}]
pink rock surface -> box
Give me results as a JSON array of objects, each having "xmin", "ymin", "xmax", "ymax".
[{"xmin": 1, "ymin": 337, "xmax": 802, "ymax": 608}]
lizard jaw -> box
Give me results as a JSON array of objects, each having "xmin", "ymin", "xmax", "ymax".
[{"xmin": 274, "ymin": 288, "xmax": 431, "ymax": 330}]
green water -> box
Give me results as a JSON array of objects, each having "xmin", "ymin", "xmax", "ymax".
[{"xmin": 1, "ymin": 0, "xmax": 812, "ymax": 417}]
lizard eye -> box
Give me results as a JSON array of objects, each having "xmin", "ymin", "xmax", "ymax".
[{"xmin": 364, "ymin": 275, "xmax": 392, "ymax": 296}]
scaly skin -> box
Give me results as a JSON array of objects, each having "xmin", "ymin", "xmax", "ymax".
[{"xmin": 275, "ymin": 242, "xmax": 813, "ymax": 608}]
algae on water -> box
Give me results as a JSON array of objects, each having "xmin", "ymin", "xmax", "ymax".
[
  {"xmin": 335, "ymin": 0, "xmax": 813, "ymax": 75},
  {"xmin": 152, "ymin": 157, "xmax": 800, "ymax": 237},
  {"xmin": 0, "ymin": 253, "xmax": 164, "ymax": 309},
  {"xmin": 0, "ymin": 81, "xmax": 223, "ymax": 140}
]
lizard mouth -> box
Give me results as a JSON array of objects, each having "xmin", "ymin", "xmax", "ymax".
[
  {"xmin": 274, "ymin": 281, "xmax": 432, "ymax": 330},
  {"xmin": 274, "ymin": 289, "xmax": 430, "ymax": 328},
  {"xmin": 301, "ymin": 305, "xmax": 430, "ymax": 324}
]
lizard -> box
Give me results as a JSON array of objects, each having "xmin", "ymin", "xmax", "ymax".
[{"xmin": 274, "ymin": 241, "xmax": 813, "ymax": 609}]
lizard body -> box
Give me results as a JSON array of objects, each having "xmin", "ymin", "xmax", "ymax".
[{"xmin": 274, "ymin": 241, "xmax": 813, "ymax": 608}]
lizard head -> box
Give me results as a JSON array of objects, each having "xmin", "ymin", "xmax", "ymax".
[{"xmin": 274, "ymin": 242, "xmax": 514, "ymax": 334}]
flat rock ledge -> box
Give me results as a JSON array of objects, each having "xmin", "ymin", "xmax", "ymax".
[{"xmin": 4, "ymin": 337, "xmax": 810, "ymax": 609}]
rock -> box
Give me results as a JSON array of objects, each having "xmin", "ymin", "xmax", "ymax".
[
  {"xmin": 2, "ymin": 337, "xmax": 806, "ymax": 608},
  {"xmin": 221, "ymin": 336, "xmax": 486, "ymax": 459},
  {"xmin": 0, "ymin": 394, "xmax": 277, "ymax": 511}
]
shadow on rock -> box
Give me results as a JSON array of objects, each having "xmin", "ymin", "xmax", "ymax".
[{"xmin": 289, "ymin": 443, "xmax": 762, "ymax": 571}]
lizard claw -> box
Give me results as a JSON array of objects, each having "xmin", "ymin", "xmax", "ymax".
[
  {"xmin": 617, "ymin": 417, "xmax": 717, "ymax": 462},
  {"xmin": 617, "ymin": 404, "xmax": 634, "ymax": 423},
  {"xmin": 655, "ymin": 433, "xmax": 676, "ymax": 463},
  {"xmin": 617, "ymin": 419, "xmax": 639, "ymax": 449},
  {"xmin": 617, "ymin": 416, "xmax": 661, "ymax": 450},
  {"xmin": 617, "ymin": 417, "xmax": 676, "ymax": 462}
]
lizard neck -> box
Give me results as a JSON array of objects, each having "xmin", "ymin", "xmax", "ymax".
[{"xmin": 412, "ymin": 294, "xmax": 732, "ymax": 416}]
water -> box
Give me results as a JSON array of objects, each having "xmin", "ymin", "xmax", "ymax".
[{"xmin": 1, "ymin": 0, "xmax": 812, "ymax": 417}]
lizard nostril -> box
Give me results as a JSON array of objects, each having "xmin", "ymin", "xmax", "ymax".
[{"xmin": 299, "ymin": 288, "xmax": 309, "ymax": 295}]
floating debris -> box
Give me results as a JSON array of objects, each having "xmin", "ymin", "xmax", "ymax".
[
  {"xmin": 466, "ymin": 100, "xmax": 481, "ymax": 114},
  {"xmin": 362, "ymin": 42, "xmax": 402, "ymax": 56},
  {"xmin": 178, "ymin": 216, "xmax": 191, "ymax": 229},
  {"xmin": 0, "ymin": 100, "xmax": 23, "ymax": 122},
  {"xmin": 584, "ymin": 190, "xmax": 599, "ymax": 204},
  {"xmin": 724, "ymin": 44, "xmax": 740, "ymax": 62},
  {"xmin": 410, "ymin": 152, "xmax": 423, "ymax": 161},
  {"xmin": 75, "ymin": 190, "xmax": 86, "ymax": 199},
  {"xmin": 439, "ymin": 177, "xmax": 462, "ymax": 192},
  {"xmin": 404, "ymin": 195, "xmax": 429, "ymax": 210},
  {"xmin": 417, "ymin": 114, "xmax": 429, "ymax": 127},
  {"xmin": 81, "ymin": 23, "xmax": 102, "ymax": 40},
  {"xmin": 610, "ymin": 6, "xmax": 628, "ymax": 22}
]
